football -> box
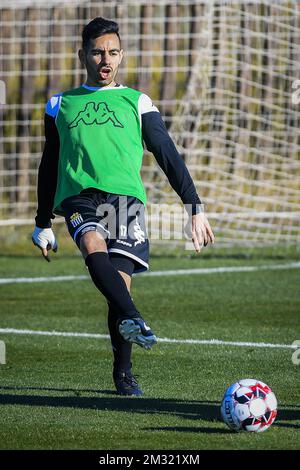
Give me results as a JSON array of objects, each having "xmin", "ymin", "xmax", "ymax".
[{"xmin": 221, "ymin": 378, "xmax": 277, "ymax": 432}]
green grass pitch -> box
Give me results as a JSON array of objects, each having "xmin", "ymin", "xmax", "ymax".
[{"xmin": 0, "ymin": 251, "xmax": 299, "ymax": 450}]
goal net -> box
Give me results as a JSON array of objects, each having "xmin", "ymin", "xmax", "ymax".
[{"xmin": 0, "ymin": 0, "xmax": 299, "ymax": 248}]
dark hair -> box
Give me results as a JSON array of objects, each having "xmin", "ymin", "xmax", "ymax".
[{"xmin": 82, "ymin": 17, "xmax": 121, "ymax": 50}]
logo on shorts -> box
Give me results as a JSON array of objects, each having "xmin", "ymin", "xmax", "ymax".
[
  {"xmin": 70, "ymin": 212, "xmax": 83, "ymax": 228},
  {"xmin": 133, "ymin": 217, "xmax": 145, "ymax": 246}
]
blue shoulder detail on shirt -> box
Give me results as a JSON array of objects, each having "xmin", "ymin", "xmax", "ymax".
[{"xmin": 45, "ymin": 93, "xmax": 63, "ymax": 118}]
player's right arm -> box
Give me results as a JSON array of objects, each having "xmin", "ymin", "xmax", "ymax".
[{"xmin": 32, "ymin": 100, "xmax": 60, "ymax": 261}]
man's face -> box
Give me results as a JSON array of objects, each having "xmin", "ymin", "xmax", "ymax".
[{"xmin": 79, "ymin": 33, "xmax": 123, "ymax": 87}]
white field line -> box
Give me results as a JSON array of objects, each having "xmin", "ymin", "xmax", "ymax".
[
  {"xmin": 0, "ymin": 327, "xmax": 296, "ymax": 350},
  {"xmin": 0, "ymin": 275, "xmax": 89, "ymax": 285},
  {"xmin": 0, "ymin": 261, "xmax": 300, "ymax": 285}
]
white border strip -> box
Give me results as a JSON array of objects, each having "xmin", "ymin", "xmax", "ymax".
[
  {"xmin": 0, "ymin": 327, "xmax": 296, "ymax": 350},
  {"xmin": 0, "ymin": 261, "xmax": 300, "ymax": 285}
]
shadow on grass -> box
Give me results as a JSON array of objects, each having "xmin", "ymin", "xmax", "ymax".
[
  {"xmin": 0, "ymin": 385, "xmax": 298, "ymax": 431},
  {"xmin": 0, "ymin": 384, "xmax": 222, "ymax": 428},
  {"xmin": 143, "ymin": 426, "xmax": 229, "ymax": 434},
  {"xmin": 0, "ymin": 384, "xmax": 116, "ymax": 395},
  {"xmin": 274, "ymin": 408, "xmax": 300, "ymax": 429}
]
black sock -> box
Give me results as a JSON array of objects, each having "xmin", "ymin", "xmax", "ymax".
[
  {"xmin": 85, "ymin": 251, "xmax": 139, "ymax": 319},
  {"xmin": 108, "ymin": 302, "xmax": 132, "ymax": 375}
]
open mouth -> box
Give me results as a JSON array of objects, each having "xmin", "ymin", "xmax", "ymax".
[{"xmin": 100, "ymin": 67, "xmax": 112, "ymax": 79}]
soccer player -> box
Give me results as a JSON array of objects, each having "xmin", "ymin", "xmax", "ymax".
[{"xmin": 32, "ymin": 17, "xmax": 214, "ymax": 396}]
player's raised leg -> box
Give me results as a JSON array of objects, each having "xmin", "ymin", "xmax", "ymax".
[{"xmin": 80, "ymin": 230, "xmax": 157, "ymax": 350}]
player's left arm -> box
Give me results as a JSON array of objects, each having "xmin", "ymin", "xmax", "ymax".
[{"xmin": 140, "ymin": 95, "xmax": 214, "ymax": 251}]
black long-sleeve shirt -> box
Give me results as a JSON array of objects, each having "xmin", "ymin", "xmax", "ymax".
[{"xmin": 35, "ymin": 108, "xmax": 201, "ymax": 228}]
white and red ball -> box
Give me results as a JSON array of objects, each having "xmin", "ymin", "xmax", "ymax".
[{"xmin": 221, "ymin": 379, "xmax": 277, "ymax": 432}]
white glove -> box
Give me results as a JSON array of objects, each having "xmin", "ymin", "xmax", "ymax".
[{"xmin": 32, "ymin": 227, "xmax": 58, "ymax": 261}]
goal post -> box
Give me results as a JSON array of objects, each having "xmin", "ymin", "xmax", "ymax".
[{"xmin": 0, "ymin": 0, "xmax": 299, "ymax": 248}]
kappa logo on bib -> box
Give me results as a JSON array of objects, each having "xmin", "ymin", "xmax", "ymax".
[{"xmin": 68, "ymin": 101, "xmax": 124, "ymax": 129}]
